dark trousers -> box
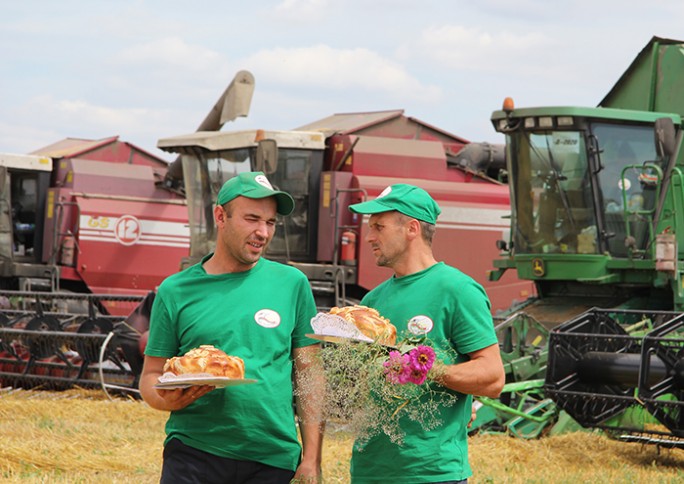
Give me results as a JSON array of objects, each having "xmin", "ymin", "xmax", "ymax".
[{"xmin": 161, "ymin": 438, "xmax": 296, "ymax": 484}]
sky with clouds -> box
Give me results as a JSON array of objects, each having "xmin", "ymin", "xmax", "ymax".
[{"xmin": 2, "ymin": 1, "xmax": 683, "ymax": 162}]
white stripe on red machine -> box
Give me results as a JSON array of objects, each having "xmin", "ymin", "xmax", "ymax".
[
  {"xmin": 360, "ymin": 206, "xmax": 509, "ymax": 232},
  {"xmin": 78, "ymin": 214, "xmax": 190, "ymax": 248}
]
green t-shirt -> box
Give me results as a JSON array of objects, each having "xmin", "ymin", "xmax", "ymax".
[
  {"xmin": 145, "ymin": 255, "xmax": 318, "ymax": 472},
  {"xmin": 350, "ymin": 262, "xmax": 496, "ymax": 483}
]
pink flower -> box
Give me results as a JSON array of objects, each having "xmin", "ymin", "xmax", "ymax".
[
  {"xmin": 406, "ymin": 367, "xmax": 428, "ymax": 385},
  {"xmin": 383, "ymin": 350, "xmax": 410, "ymax": 384},
  {"xmin": 409, "ymin": 345, "xmax": 435, "ymax": 373}
]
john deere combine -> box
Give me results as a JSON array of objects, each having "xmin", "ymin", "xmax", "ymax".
[{"xmin": 478, "ymin": 36, "xmax": 684, "ymax": 447}]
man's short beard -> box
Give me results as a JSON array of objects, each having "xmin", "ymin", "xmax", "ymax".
[{"xmin": 376, "ymin": 255, "xmax": 392, "ymax": 267}]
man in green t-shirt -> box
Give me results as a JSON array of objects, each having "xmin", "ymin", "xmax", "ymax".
[
  {"xmin": 139, "ymin": 171, "xmax": 324, "ymax": 483},
  {"xmin": 347, "ymin": 183, "xmax": 505, "ymax": 483}
]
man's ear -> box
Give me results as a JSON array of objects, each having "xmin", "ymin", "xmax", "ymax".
[
  {"xmin": 406, "ymin": 218, "xmax": 421, "ymax": 240},
  {"xmin": 215, "ymin": 205, "xmax": 227, "ymax": 226}
]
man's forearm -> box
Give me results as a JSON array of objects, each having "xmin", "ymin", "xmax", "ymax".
[
  {"xmin": 293, "ymin": 345, "xmax": 325, "ymax": 470},
  {"xmin": 434, "ymin": 344, "xmax": 505, "ymax": 398},
  {"xmin": 139, "ymin": 371, "xmax": 169, "ymax": 410}
]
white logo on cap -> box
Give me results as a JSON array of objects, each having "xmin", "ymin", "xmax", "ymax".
[
  {"xmin": 377, "ymin": 186, "xmax": 392, "ymax": 198},
  {"xmin": 254, "ymin": 309, "xmax": 281, "ymax": 328},
  {"xmin": 407, "ymin": 315, "xmax": 433, "ymax": 335},
  {"xmin": 254, "ymin": 175, "xmax": 274, "ymax": 191}
]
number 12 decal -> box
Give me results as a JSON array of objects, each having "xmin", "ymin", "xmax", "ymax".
[{"xmin": 115, "ymin": 215, "xmax": 141, "ymax": 246}]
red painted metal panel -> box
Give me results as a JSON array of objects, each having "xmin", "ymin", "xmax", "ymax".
[
  {"xmin": 63, "ymin": 196, "xmax": 189, "ymax": 294},
  {"xmin": 316, "ymin": 171, "xmax": 356, "ymax": 262},
  {"xmin": 328, "ymin": 134, "xmax": 480, "ymax": 185},
  {"xmin": 53, "ymin": 158, "xmax": 165, "ymax": 198}
]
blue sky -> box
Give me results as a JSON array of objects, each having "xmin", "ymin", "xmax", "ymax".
[{"xmin": 1, "ymin": 1, "xmax": 683, "ymax": 162}]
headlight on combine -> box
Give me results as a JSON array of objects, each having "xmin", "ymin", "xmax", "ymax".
[{"xmin": 538, "ymin": 117, "xmax": 554, "ymax": 128}]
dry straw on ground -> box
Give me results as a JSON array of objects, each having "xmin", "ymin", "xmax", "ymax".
[{"xmin": 0, "ymin": 388, "xmax": 682, "ymax": 483}]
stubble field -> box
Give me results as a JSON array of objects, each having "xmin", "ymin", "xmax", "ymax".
[{"xmin": 0, "ymin": 388, "xmax": 682, "ymax": 483}]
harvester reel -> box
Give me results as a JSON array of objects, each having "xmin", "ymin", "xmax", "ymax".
[
  {"xmin": 546, "ymin": 310, "xmax": 646, "ymax": 427},
  {"xmin": 24, "ymin": 315, "xmax": 61, "ymax": 359},
  {"xmin": 0, "ymin": 291, "xmax": 145, "ymax": 396},
  {"xmin": 546, "ymin": 308, "xmax": 684, "ymax": 446},
  {"xmin": 639, "ymin": 314, "xmax": 684, "ymax": 438},
  {"xmin": 98, "ymin": 331, "xmax": 140, "ymax": 400},
  {"xmin": 76, "ymin": 318, "xmax": 114, "ymax": 362}
]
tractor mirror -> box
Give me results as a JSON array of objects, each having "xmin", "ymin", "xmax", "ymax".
[
  {"xmin": 256, "ymin": 139, "xmax": 278, "ymax": 174},
  {"xmin": 654, "ymin": 117, "xmax": 676, "ymax": 159}
]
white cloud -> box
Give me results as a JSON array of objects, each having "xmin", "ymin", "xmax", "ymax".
[
  {"xmin": 272, "ymin": 0, "xmax": 330, "ymax": 22},
  {"xmin": 115, "ymin": 37, "xmax": 222, "ymax": 72},
  {"xmin": 245, "ymin": 45, "xmax": 442, "ymax": 102},
  {"xmin": 3, "ymin": 2, "xmax": 684, "ymax": 158},
  {"xmin": 2, "ymin": 94, "xmax": 181, "ymax": 159},
  {"xmin": 413, "ymin": 25, "xmax": 550, "ymax": 73}
]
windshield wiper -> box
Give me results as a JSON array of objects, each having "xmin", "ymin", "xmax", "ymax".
[{"xmin": 528, "ymin": 133, "xmax": 577, "ymax": 233}]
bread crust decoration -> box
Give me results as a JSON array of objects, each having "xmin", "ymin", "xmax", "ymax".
[
  {"xmin": 163, "ymin": 345, "xmax": 245, "ymax": 379},
  {"xmin": 328, "ymin": 305, "xmax": 397, "ymax": 346}
]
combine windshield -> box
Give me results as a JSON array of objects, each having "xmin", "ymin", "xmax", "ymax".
[
  {"xmin": 182, "ymin": 147, "xmax": 321, "ymax": 261},
  {"xmin": 509, "ymin": 130, "xmax": 597, "ymax": 255},
  {"xmin": 183, "ymin": 149, "xmax": 252, "ymax": 259},
  {"xmin": 509, "ymin": 123, "xmax": 661, "ymax": 257},
  {"xmin": 591, "ymin": 123, "xmax": 661, "ymax": 257}
]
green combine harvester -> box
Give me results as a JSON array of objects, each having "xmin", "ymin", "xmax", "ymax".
[{"xmin": 476, "ymin": 36, "xmax": 684, "ymax": 447}]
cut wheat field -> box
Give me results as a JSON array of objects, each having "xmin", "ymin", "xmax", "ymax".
[{"xmin": 0, "ymin": 388, "xmax": 682, "ymax": 483}]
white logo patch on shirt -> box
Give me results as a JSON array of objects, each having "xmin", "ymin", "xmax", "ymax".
[
  {"xmin": 255, "ymin": 175, "xmax": 274, "ymax": 191},
  {"xmin": 407, "ymin": 315, "xmax": 433, "ymax": 335},
  {"xmin": 254, "ymin": 309, "xmax": 281, "ymax": 328}
]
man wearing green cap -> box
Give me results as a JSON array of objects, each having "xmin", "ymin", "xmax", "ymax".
[
  {"xmin": 140, "ymin": 171, "xmax": 324, "ymax": 483},
  {"xmin": 347, "ymin": 183, "xmax": 505, "ymax": 483}
]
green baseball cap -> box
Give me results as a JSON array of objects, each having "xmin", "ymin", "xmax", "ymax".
[
  {"xmin": 349, "ymin": 184, "xmax": 441, "ymax": 224},
  {"xmin": 216, "ymin": 171, "xmax": 295, "ymax": 216}
]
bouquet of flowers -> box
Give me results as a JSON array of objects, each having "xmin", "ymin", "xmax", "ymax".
[
  {"xmin": 299, "ymin": 310, "xmax": 459, "ymax": 447},
  {"xmin": 384, "ymin": 344, "xmax": 435, "ymax": 386}
]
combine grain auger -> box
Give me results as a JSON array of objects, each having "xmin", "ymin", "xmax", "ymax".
[{"xmin": 0, "ymin": 291, "xmax": 147, "ymax": 398}]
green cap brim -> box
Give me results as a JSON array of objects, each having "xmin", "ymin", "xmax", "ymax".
[
  {"xmin": 349, "ymin": 199, "xmax": 396, "ymax": 215},
  {"xmin": 243, "ymin": 188, "xmax": 294, "ymax": 216}
]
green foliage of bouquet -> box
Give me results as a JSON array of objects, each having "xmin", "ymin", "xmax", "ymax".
[{"xmin": 309, "ymin": 333, "xmax": 459, "ymax": 447}]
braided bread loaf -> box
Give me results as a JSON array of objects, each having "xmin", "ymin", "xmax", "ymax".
[
  {"xmin": 328, "ymin": 305, "xmax": 396, "ymax": 345},
  {"xmin": 163, "ymin": 345, "xmax": 245, "ymax": 379}
]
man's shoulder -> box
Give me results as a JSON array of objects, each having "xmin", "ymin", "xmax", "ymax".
[
  {"xmin": 157, "ymin": 262, "xmax": 201, "ymax": 291},
  {"xmin": 434, "ymin": 262, "xmax": 478, "ymax": 283},
  {"xmin": 362, "ymin": 277, "xmax": 392, "ymax": 303},
  {"xmin": 260, "ymin": 258, "xmax": 309, "ymax": 281}
]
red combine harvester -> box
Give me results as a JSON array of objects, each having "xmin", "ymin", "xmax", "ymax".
[
  {"xmin": 158, "ymin": 109, "xmax": 534, "ymax": 313},
  {"xmin": 0, "ymin": 140, "xmax": 189, "ymax": 395},
  {"xmin": 0, "ymin": 72, "xmax": 255, "ymax": 396}
]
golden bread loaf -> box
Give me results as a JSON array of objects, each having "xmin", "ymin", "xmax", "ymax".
[
  {"xmin": 328, "ymin": 305, "xmax": 397, "ymax": 345},
  {"xmin": 163, "ymin": 345, "xmax": 245, "ymax": 379}
]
